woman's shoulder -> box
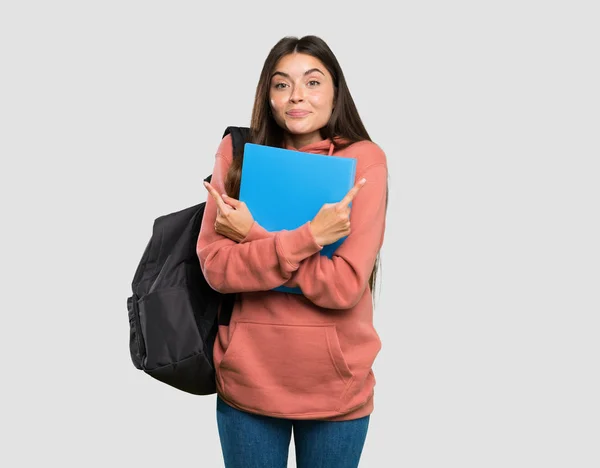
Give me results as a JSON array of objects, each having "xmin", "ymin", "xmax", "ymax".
[
  {"xmin": 215, "ymin": 133, "xmax": 234, "ymax": 161},
  {"xmin": 342, "ymin": 139, "xmax": 387, "ymax": 170}
]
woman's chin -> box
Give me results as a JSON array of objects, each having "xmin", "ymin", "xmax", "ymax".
[{"xmin": 284, "ymin": 123, "xmax": 316, "ymax": 135}]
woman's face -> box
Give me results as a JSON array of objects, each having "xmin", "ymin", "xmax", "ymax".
[{"xmin": 269, "ymin": 53, "xmax": 336, "ymax": 147}]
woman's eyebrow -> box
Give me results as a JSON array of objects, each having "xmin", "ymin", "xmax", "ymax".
[{"xmin": 271, "ymin": 68, "xmax": 326, "ymax": 80}]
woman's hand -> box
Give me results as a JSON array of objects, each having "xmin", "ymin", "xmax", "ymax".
[
  {"xmin": 309, "ymin": 178, "xmax": 366, "ymax": 246},
  {"xmin": 204, "ymin": 181, "xmax": 255, "ymax": 243}
]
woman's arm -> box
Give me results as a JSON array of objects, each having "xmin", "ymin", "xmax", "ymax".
[
  {"xmin": 281, "ymin": 163, "xmax": 388, "ymax": 309},
  {"xmin": 196, "ymin": 138, "xmax": 323, "ymax": 294},
  {"xmin": 217, "ymin": 160, "xmax": 388, "ymax": 309}
]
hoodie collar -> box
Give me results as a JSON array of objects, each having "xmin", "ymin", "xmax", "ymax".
[{"xmin": 285, "ymin": 136, "xmax": 348, "ymax": 156}]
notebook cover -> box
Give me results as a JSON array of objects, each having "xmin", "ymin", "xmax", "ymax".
[{"xmin": 239, "ymin": 143, "xmax": 357, "ymax": 294}]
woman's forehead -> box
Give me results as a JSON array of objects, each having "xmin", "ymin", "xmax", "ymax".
[{"xmin": 273, "ymin": 53, "xmax": 329, "ymax": 77}]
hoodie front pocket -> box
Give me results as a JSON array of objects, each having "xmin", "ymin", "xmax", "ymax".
[{"xmin": 218, "ymin": 321, "xmax": 355, "ymax": 416}]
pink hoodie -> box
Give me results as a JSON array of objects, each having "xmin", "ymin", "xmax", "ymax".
[{"xmin": 196, "ymin": 134, "xmax": 387, "ymax": 421}]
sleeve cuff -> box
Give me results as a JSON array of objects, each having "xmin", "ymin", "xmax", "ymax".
[
  {"xmin": 240, "ymin": 221, "xmax": 273, "ymax": 244},
  {"xmin": 275, "ymin": 221, "xmax": 323, "ymax": 268}
]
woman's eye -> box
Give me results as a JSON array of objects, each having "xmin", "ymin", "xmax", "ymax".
[
  {"xmin": 308, "ymin": 80, "xmax": 320, "ymax": 87},
  {"xmin": 274, "ymin": 83, "xmax": 288, "ymax": 89}
]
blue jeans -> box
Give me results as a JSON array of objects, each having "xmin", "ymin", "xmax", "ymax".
[{"xmin": 216, "ymin": 395, "xmax": 370, "ymax": 468}]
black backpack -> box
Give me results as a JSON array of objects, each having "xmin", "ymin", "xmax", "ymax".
[{"xmin": 126, "ymin": 126, "xmax": 250, "ymax": 395}]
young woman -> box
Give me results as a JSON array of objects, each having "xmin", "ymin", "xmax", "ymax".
[{"xmin": 197, "ymin": 35, "xmax": 388, "ymax": 468}]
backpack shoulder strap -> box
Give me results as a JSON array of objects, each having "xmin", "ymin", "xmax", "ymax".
[
  {"xmin": 222, "ymin": 126, "xmax": 250, "ymax": 159},
  {"xmin": 204, "ymin": 127, "xmax": 250, "ymax": 184}
]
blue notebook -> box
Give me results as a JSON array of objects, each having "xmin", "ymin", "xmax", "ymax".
[{"xmin": 239, "ymin": 143, "xmax": 357, "ymax": 294}]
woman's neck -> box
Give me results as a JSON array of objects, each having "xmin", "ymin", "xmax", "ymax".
[{"xmin": 283, "ymin": 131, "xmax": 324, "ymax": 150}]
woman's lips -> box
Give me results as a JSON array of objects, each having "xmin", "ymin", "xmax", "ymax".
[{"xmin": 286, "ymin": 110, "xmax": 310, "ymax": 117}]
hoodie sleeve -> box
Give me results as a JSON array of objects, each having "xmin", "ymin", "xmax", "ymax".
[
  {"xmin": 196, "ymin": 138, "xmax": 323, "ymax": 294},
  {"xmin": 282, "ymin": 161, "xmax": 388, "ymax": 309},
  {"xmin": 225, "ymin": 143, "xmax": 388, "ymax": 309}
]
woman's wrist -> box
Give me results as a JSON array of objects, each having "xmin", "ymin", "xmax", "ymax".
[{"xmin": 308, "ymin": 221, "xmax": 323, "ymax": 247}]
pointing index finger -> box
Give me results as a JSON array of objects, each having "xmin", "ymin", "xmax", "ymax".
[
  {"xmin": 203, "ymin": 181, "xmax": 229, "ymax": 213},
  {"xmin": 339, "ymin": 178, "xmax": 366, "ymax": 207}
]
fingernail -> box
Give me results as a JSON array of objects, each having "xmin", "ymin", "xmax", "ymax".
[
  {"xmin": 222, "ymin": 193, "xmax": 227, "ymax": 198},
  {"xmin": 360, "ymin": 178, "xmax": 367, "ymax": 184}
]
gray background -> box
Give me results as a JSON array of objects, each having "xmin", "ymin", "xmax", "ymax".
[{"xmin": 1, "ymin": 1, "xmax": 598, "ymax": 467}]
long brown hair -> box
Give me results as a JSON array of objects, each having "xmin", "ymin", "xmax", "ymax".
[{"xmin": 225, "ymin": 35, "xmax": 386, "ymax": 303}]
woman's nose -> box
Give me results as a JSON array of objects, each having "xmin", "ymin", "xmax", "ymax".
[{"xmin": 289, "ymin": 86, "xmax": 305, "ymax": 103}]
